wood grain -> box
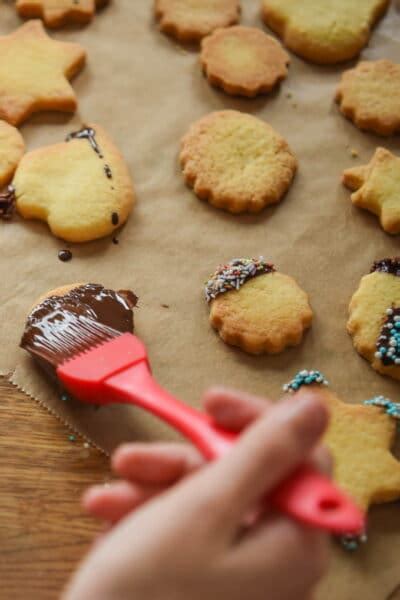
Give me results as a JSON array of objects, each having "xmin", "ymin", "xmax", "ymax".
[{"xmin": 0, "ymin": 377, "xmax": 109, "ymax": 600}]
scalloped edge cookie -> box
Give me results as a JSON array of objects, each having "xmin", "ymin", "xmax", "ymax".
[
  {"xmin": 154, "ymin": 0, "xmax": 240, "ymax": 43},
  {"xmin": 201, "ymin": 26, "xmax": 290, "ymax": 97}
]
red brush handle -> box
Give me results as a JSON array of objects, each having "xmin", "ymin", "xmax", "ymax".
[{"xmin": 103, "ymin": 362, "xmax": 364, "ymax": 535}]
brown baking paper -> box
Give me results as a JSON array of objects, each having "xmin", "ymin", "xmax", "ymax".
[{"xmin": 1, "ymin": 1, "xmax": 400, "ymax": 598}]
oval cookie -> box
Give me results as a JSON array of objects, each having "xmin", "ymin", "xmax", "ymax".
[
  {"xmin": 13, "ymin": 124, "xmax": 135, "ymax": 243},
  {"xmin": 201, "ymin": 26, "xmax": 290, "ymax": 97},
  {"xmin": 205, "ymin": 258, "xmax": 313, "ymax": 354},
  {"xmin": 348, "ymin": 259, "xmax": 400, "ymax": 380},
  {"xmin": 155, "ymin": 0, "xmax": 240, "ymax": 43},
  {"xmin": 180, "ymin": 111, "xmax": 297, "ymax": 214}
]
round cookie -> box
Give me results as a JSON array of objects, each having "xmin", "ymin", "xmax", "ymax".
[
  {"xmin": 348, "ymin": 259, "xmax": 400, "ymax": 380},
  {"xmin": 13, "ymin": 124, "xmax": 135, "ymax": 243},
  {"xmin": 0, "ymin": 121, "xmax": 25, "ymax": 188},
  {"xmin": 200, "ymin": 26, "xmax": 290, "ymax": 98},
  {"xmin": 205, "ymin": 258, "xmax": 313, "ymax": 355},
  {"xmin": 180, "ymin": 110, "xmax": 297, "ymax": 214},
  {"xmin": 336, "ymin": 60, "xmax": 400, "ymax": 136},
  {"xmin": 154, "ymin": 0, "xmax": 240, "ymax": 43},
  {"xmin": 261, "ymin": 0, "xmax": 390, "ymax": 65}
]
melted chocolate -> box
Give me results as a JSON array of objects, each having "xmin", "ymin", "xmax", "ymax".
[
  {"xmin": 371, "ymin": 258, "xmax": 400, "ymax": 277},
  {"xmin": 66, "ymin": 127, "xmax": 102, "ymax": 156},
  {"xmin": 111, "ymin": 212, "xmax": 119, "ymax": 226},
  {"xmin": 21, "ymin": 284, "xmax": 138, "ymax": 376},
  {"xmin": 0, "ymin": 186, "xmax": 16, "ymax": 220},
  {"xmin": 58, "ymin": 249, "xmax": 73, "ymax": 262}
]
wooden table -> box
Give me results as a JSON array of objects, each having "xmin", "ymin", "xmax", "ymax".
[
  {"xmin": 2, "ymin": 377, "xmax": 400, "ymax": 600},
  {"xmin": 0, "ymin": 378, "xmax": 109, "ymax": 599}
]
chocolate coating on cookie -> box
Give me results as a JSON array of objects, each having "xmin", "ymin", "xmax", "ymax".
[
  {"xmin": 0, "ymin": 185, "xmax": 16, "ymax": 220},
  {"xmin": 371, "ymin": 258, "xmax": 400, "ymax": 277},
  {"xmin": 205, "ymin": 257, "xmax": 275, "ymax": 302},
  {"xmin": 21, "ymin": 283, "xmax": 137, "ymax": 376}
]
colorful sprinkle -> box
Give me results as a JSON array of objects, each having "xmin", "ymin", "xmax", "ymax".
[
  {"xmin": 340, "ymin": 533, "xmax": 368, "ymax": 552},
  {"xmin": 364, "ymin": 396, "xmax": 400, "ymax": 420},
  {"xmin": 61, "ymin": 393, "xmax": 69, "ymax": 402},
  {"xmin": 371, "ymin": 258, "xmax": 400, "ymax": 277},
  {"xmin": 204, "ymin": 257, "xmax": 275, "ymax": 303},
  {"xmin": 375, "ymin": 307, "xmax": 400, "ymax": 366},
  {"xmin": 69, "ymin": 435, "xmax": 76, "ymax": 443},
  {"xmin": 283, "ymin": 370, "xmax": 329, "ymax": 393}
]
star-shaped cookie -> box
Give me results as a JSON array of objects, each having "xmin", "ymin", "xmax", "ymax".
[
  {"xmin": 284, "ymin": 371, "xmax": 400, "ymax": 512},
  {"xmin": 343, "ymin": 148, "xmax": 400, "ymax": 235},
  {"xmin": 261, "ymin": 0, "xmax": 389, "ymax": 65},
  {"xmin": 16, "ymin": 0, "xmax": 108, "ymax": 29},
  {"xmin": 0, "ymin": 21, "xmax": 86, "ymax": 126}
]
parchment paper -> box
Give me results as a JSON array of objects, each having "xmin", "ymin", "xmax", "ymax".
[{"xmin": 1, "ymin": 1, "xmax": 400, "ymax": 598}]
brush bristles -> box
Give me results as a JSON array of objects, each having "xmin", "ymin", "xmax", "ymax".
[{"xmin": 21, "ymin": 311, "xmax": 120, "ymax": 369}]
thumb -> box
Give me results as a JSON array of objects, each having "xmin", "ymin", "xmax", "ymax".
[{"xmin": 184, "ymin": 390, "xmax": 328, "ymax": 536}]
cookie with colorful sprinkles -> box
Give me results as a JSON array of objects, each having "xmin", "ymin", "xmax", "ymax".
[
  {"xmin": 348, "ymin": 258, "xmax": 400, "ymax": 380},
  {"xmin": 283, "ymin": 370, "xmax": 400, "ymax": 550},
  {"xmin": 205, "ymin": 258, "xmax": 313, "ymax": 355}
]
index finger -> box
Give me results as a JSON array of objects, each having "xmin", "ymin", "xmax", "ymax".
[{"xmin": 184, "ymin": 390, "xmax": 328, "ymax": 536}]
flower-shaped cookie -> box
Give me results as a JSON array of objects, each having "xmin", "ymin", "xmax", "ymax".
[
  {"xmin": 336, "ymin": 60, "xmax": 400, "ymax": 136},
  {"xmin": 201, "ymin": 26, "xmax": 290, "ymax": 97},
  {"xmin": 205, "ymin": 258, "xmax": 312, "ymax": 354},
  {"xmin": 155, "ymin": 0, "xmax": 240, "ymax": 43},
  {"xmin": 180, "ymin": 111, "xmax": 297, "ymax": 214}
]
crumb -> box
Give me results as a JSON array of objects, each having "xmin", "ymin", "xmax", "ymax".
[
  {"xmin": 351, "ymin": 148, "xmax": 359, "ymax": 158},
  {"xmin": 161, "ymin": 303, "xmax": 170, "ymax": 309},
  {"xmin": 286, "ymin": 91, "xmax": 292, "ymax": 99}
]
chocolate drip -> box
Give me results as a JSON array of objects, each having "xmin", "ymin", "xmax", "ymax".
[
  {"xmin": 66, "ymin": 127, "xmax": 102, "ymax": 156},
  {"xmin": 58, "ymin": 249, "xmax": 73, "ymax": 262},
  {"xmin": 21, "ymin": 284, "xmax": 138, "ymax": 376},
  {"xmin": 371, "ymin": 258, "xmax": 400, "ymax": 277},
  {"xmin": 0, "ymin": 185, "xmax": 16, "ymax": 220}
]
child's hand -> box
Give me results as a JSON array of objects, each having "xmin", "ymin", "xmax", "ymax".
[
  {"xmin": 84, "ymin": 388, "xmax": 332, "ymax": 524},
  {"xmin": 65, "ymin": 389, "xmax": 331, "ymax": 600}
]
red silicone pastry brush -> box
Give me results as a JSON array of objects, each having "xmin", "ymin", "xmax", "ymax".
[{"xmin": 22, "ymin": 313, "xmax": 365, "ymax": 536}]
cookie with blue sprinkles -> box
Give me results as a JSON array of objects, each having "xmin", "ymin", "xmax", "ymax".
[
  {"xmin": 283, "ymin": 370, "xmax": 400, "ymax": 521},
  {"xmin": 348, "ymin": 258, "xmax": 400, "ymax": 380},
  {"xmin": 206, "ymin": 258, "xmax": 312, "ymax": 354}
]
